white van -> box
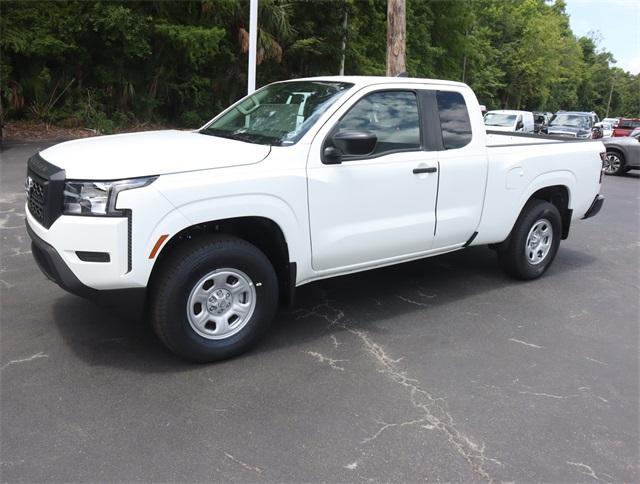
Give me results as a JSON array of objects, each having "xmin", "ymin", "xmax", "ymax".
[{"xmin": 484, "ymin": 110, "xmax": 535, "ymax": 133}]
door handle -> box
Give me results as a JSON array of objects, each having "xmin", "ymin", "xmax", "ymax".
[{"xmin": 413, "ymin": 166, "xmax": 437, "ymax": 174}]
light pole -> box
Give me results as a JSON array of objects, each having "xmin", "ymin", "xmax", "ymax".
[{"xmin": 247, "ymin": 0, "xmax": 258, "ymax": 94}]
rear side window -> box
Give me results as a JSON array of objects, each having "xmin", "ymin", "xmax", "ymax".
[{"xmin": 436, "ymin": 91, "xmax": 472, "ymax": 150}]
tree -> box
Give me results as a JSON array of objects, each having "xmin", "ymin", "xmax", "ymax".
[{"xmin": 1, "ymin": 0, "xmax": 637, "ymax": 131}]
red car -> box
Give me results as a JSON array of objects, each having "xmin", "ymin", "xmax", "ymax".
[{"xmin": 613, "ymin": 118, "xmax": 640, "ymax": 137}]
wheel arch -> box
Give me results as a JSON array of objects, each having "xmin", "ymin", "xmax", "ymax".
[
  {"xmin": 528, "ymin": 185, "xmax": 572, "ymax": 239},
  {"xmin": 492, "ymin": 179, "xmax": 574, "ymax": 251},
  {"xmin": 605, "ymin": 146, "xmax": 625, "ymax": 161},
  {"xmin": 150, "ymin": 216, "xmax": 296, "ymax": 306}
]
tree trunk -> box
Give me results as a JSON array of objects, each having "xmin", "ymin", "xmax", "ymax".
[{"xmin": 386, "ymin": 0, "xmax": 406, "ymax": 76}]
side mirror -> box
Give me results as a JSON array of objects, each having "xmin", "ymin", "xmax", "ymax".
[
  {"xmin": 323, "ymin": 146, "xmax": 342, "ymax": 164},
  {"xmin": 333, "ymin": 130, "xmax": 377, "ymax": 157},
  {"xmin": 516, "ymin": 121, "xmax": 524, "ymax": 131}
]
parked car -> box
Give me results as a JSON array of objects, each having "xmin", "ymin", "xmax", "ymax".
[
  {"xmin": 602, "ymin": 117, "xmax": 619, "ymax": 128},
  {"xmin": 612, "ymin": 118, "xmax": 640, "ymax": 137},
  {"xmin": 484, "ymin": 110, "xmax": 535, "ymax": 132},
  {"xmin": 25, "ymin": 76, "xmax": 605, "ymax": 361},
  {"xmin": 593, "ymin": 122, "xmax": 613, "ymax": 138},
  {"xmin": 533, "ymin": 112, "xmax": 550, "ymax": 134},
  {"xmin": 547, "ymin": 111, "xmax": 600, "ymax": 138},
  {"xmin": 603, "ymin": 129, "xmax": 640, "ymax": 175}
]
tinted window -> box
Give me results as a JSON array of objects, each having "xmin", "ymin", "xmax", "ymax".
[
  {"xmin": 336, "ymin": 91, "xmax": 421, "ymax": 156},
  {"xmin": 437, "ymin": 91, "xmax": 472, "ymax": 149}
]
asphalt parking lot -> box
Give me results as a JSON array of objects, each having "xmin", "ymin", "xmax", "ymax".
[{"xmin": 1, "ymin": 141, "xmax": 638, "ymax": 482}]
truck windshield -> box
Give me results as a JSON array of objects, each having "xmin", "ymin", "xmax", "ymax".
[
  {"xmin": 484, "ymin": 113, "xmax": 517, "ymax": 127},
  {"xmin": 550, "ymin": 114, "xmax": 590, "ymax": 129},
  {"xmin": 201, "ymin": 81, "xmax": 353, "ymax": 146}
]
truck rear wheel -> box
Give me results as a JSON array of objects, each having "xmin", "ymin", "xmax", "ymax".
[
  {"xmin": 149, "ymin": 235, "xmax": 279, "ymax": 362},
  {"xmin": 497, "ymin": 199, "xmax": 561, "ymax": 280}
]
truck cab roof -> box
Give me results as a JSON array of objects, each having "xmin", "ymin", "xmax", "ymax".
[
  {"xmin": 282, "ymin": 75, "xmax": 469, "ymax": 90},
  {"xmin": 555, "ymin": 111, "xmax": 597, "ymax": 116}
]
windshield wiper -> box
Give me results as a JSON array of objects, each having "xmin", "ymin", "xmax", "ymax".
[
  {"xmin": 201, "ymin": 128, "xmax": 268, "ymax": 145},
  {"xmin": 229, "ymin": 131, "xmax": 273, "ymax": 145}
]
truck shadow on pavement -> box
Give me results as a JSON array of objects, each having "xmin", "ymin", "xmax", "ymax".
[{"xmin": 51, "ymin": 245, "xmax": 596, "ymax": 372}]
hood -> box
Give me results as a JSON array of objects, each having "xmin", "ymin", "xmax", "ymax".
[
  {"xmin": 605, "ymin": 136, "xmax": 640, "ymax": 147},
  {"xmin": 547, "ymin": 125, "xmax": 590, "ymax": 138},
  {"xmin": 39, "ymin": 130, "xmax": 271, "ymax": 179}
]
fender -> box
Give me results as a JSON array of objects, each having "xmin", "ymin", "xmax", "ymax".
[
  {"xmin": 475, "ymin": 170, "xmax": 574, "ymax": 245},
  {"xmin": 142, "ymin": 193, "xmax": 310, "ymax": 285},
  {"xmin": 517, "ymin": 170, "xmax": 575, "ymax": 211},
  {"xmin": 503, "ymin": 170, "xmax": 575, "ymax": 243}
]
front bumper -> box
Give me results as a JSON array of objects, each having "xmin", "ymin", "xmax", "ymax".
[
  {"xmin": 583, "ymin": 194, "xmax": 605, "ymax": 219},
  {"xmin": 25, "ymin": 205, "xmax": 131, "ymax": 289},
  {"xmin": 26, "ymin": 221, "xmax": 146, "ymax": 315}
]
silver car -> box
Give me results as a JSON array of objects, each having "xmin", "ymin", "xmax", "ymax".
[{"xmin": 603, "ymin": 130, "xmax": 640, "ymax": 175}]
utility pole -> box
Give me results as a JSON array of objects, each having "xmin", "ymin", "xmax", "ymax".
[
  {"xmin": 247, "ymin": 0, "xmax": 258, "ymax": 94},
  {"xmin": 605, "ymin": 74, "xmax": 615, "ymax": 118},
  {"xmin": 386, "ymin": 0, "xmax": 406, "ymax": 76},
  {"xmin": 339, "ymin": 7, "xmax": 348, "ymax": 76},
  {"xmin": 461, "ymin": 27, "xmax": 469, "ymax": 83}
]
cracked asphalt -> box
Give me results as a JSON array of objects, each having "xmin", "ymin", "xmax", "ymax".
[{"xmin": 1, "ymin": 141, "xmax": 639, "ymax": 482}]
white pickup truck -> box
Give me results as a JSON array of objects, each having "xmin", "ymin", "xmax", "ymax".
[{"xmin": 25, "ymin": 76, "xmax": 605, "ymax": 361}]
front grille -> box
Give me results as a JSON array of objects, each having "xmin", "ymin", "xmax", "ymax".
[
  {"xmin": 26, "ymin": 154, "xmax": 66, "ymax": 229},
  {"xmin": 27, "ymin": 177, "xmax": 46, "ymax": 223},
  {"xmin": 549, "ymin": 131, "xmax": 577, "ymax": 138}
]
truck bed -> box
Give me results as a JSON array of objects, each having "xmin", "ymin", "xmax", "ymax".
[
  {"xmin": 473, "ymin": 130, "xmax": 605, "ymax": 246},
  {"xmin": 486, "ymin": 130, "xmax": 597, "ymax": 147}
]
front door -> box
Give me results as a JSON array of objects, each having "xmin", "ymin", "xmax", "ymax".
[{"xmin": 307, "ymin": 89, "xmax": 439, "ymax": 272}]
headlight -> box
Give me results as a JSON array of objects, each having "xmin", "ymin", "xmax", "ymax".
[{"xmin": 63, "ymin": 177, "xmax": 157, "ymax": 216}]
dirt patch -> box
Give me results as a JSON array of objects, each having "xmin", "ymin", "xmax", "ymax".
[{"xmin": 1, "ymin": 121, "xmax": 175, "ymax": 142}]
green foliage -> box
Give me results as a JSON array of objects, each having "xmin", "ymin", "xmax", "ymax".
[
  {"xmin": 154, "ymin": 22, "xmax": 225, "ymax": 67},
  {"xmin": 1, "ymin": 0, "xmax": 637, "ymax": 130}
]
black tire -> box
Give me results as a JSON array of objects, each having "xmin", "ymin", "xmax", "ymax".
[
  {"xmin": 149, "ymin": 235, "xmax": 279, "ymax": 362},
  {"xmin": 604, "ymin": 150, "xmax": 625, "ymax": 176},
  {"xmin": 497, "ymin": 199, "xmax": 562, "ymax": 280}
]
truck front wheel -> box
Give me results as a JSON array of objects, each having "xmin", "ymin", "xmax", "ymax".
[
  {"xmin": 497, "ymin": 199, "xmax": 561, "ymax": 280},
  {"xmin": 149, "ymin": 235, "xmax": 279, "ymax": 362}
]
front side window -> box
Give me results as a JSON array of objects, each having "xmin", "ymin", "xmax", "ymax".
[
  {"xmin": 202, "ymin": 81, "xmax": 353, "ymax": 146},
  {"xmin": 335, "ymin": 90, "xmax": 421, "ymax": 157},
  {"xmin": 437, "ymin": 91, "xmax": 472, "ymax": 149}
]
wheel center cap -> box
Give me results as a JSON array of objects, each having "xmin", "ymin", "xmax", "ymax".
[{"xmin": 207, "ymin": 289, "xmax": 232, "ymax": 314}]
